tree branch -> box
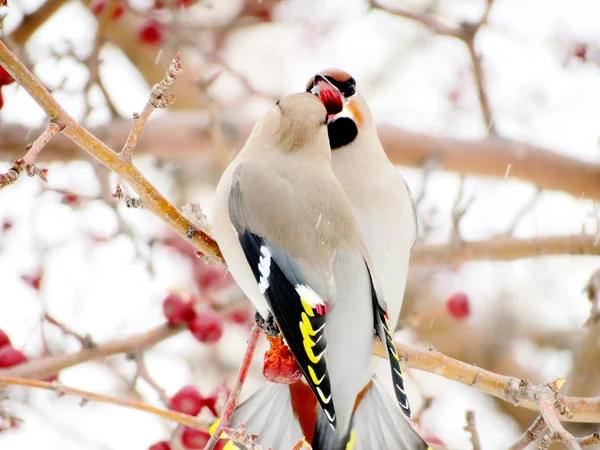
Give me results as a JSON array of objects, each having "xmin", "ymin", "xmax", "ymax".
[
  {"xmin": 204, "ymin": 325, "xmax": 262, "ymax": 450},
  {"xmin": 370, "ymin": 0, "xmax": 498, "ymax": 135},
  {"xmin": 0, "ymin": 324, "xmax": 183, "ymax": 380},
  {"xmin": 0, "ymin": 376, "xmax": 210, "ymax": 431},
  {"xmin": 411, "ymin": 234, "xmax": 600, "ymax": 265},
  {"xmin": 373, "ymin": 340, "xmax": 600, "ymax": 423},
  {"xmin": 0, "ymin": 41, "xmax": 224, "ymax": 263},
  {"xmin": 2, "ymin": 119, "xmax": 597, "ymax": 201}
]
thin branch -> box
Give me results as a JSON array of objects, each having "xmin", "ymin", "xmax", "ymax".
[
  {"xmin": 577, "ymin": 432, "xmax": 600, "ymax": 447},
  {"xmin": 583, "ymin": 268, "xmax": 600, "ymax": 327},
  {"xmin": 370, "ymin": 0, "xmax": 497, "ymax": 135},
  {"xmin": 0, "ymin": 324, "xmax": 184, "ymax": 380},
  {"xmin": 120, "ymin": 53, "xmax": 183, "ymax": 160},
  {"xmin": 112, "ymin": 183, "xmax": 145, "ymax": 209},
  {"xmin": 535, "ymin": 379, "xmax": 581, "ymax": 450},
  {"xmin": 0, "ymin": 41, "xmax": 223, "ymax": 263},
  {"xmin": 204, "ymin": 325, "xmax": 262, "ymax": 450},
  {"xmin": 450, "ymin": 175, "xmax": 476, "ymax": 244},
  {"xmin": 128, "ymin": 352, "xmax": 170, "ymax": 406},
  {"xmin": 43, "ymin": 313, "xmax": 95, "ymax": 349},
  {"xmin": 508, "ymin": 415, "xmax": 546, "ymax": 450},
  {"xmin": 0, "ymin": 376, "xmax": 210, "ymax": 431},
  {"xmin": 0, "ymin": 121, "xmax": 62, "ymax": 189},
  {"xmin": 464, "ymin": 410, "xmax": 482, "ymax": 450},
  {"xmin": 505, "ymin": 188, "xmax": 543, "ymax": 236}
]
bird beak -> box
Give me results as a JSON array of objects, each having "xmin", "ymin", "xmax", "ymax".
[{"xmin": 309, "ymin": 74, "xmax": 345, "ymax": 123}]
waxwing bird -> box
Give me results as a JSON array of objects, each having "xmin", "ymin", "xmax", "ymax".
[
  {"xmin": 212, "ymin": 92, "xmax": 424, "ymax": 450},
  {"xmin": 305, "ymin": 69, "xmax": 427, "ymax": 448}
]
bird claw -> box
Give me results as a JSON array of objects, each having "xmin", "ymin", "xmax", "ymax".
[{"xmin": 254, "ymin": 311, "xmax": 280, "ymax": 337}]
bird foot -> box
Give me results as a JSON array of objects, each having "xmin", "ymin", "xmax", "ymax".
[{"xmin": 255, "ymin": 311, "xmax": 280, "ymax": 337}]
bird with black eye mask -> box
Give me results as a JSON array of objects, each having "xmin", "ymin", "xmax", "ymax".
[{"xmin": 307, "ymin": 68, "xmax": 425, "ymax": 450}]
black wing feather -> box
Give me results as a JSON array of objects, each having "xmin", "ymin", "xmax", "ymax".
[{"xmin": 366, "ymin": 263, "xmax": 412, "ymax": 418}]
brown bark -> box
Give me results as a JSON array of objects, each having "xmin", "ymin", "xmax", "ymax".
[{"xmin": 2, "ymin": 116, "xmax": 600, "ymax": 199}]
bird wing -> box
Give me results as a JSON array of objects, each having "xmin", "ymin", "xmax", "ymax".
[
  {"xmin": 228, "ymin": 162, "xmax": 338, "ymax": 428},
  {"xmin": 366, "ymin": 261, "xmax": 412, "ymax": 419}
]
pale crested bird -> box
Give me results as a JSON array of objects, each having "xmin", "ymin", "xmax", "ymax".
[
  {"xmin": 211, "ymin": 90, "xmax": 428, "ymax": 450},
  {"xmin": 305, "ymin": 70, "xmax": 426, "ymax": 449}
]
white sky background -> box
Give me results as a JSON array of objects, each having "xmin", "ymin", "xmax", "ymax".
[{"xmin": 1, "ymin": 0, "xmax": 600, "ymax": 449}]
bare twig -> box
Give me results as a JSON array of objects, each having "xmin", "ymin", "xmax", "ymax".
[
  {"xmin": 112, "ymin": 183, "xmax": 145, "ymax": 209},
  {"xmin": 120, "ymin": 53, "xmax": 183, "ymax": 160},
  {"xmin": 505, "ymin": 188, "xmax": 543, "ymax": 236},
  {"xmin": 370, "ymin": 0, "xmax": 497, "ymax": 135},
  {"xmin": 0, "ymin": 42, "xmax": 223, "ymax": 263},
  {"xmin": 583, "ymin": 268, "xmax": 600, "ymax": 327},
  {"xmin": 0, "ymin": 121, "xmax": 62, "ymax": 189},
  {"xmin": 0, "ymin": 323, "xmax": 184, "ymax": 381},
  {"xmin": 532, "ymin": 379, "xmax": 581, "ymax": 450},
  {"xmin": 128, "ymin": 352, "xmax": 170, "ymax": 406},
  {"xmin": 43, "ymin": 313, "xmax": 94, "ymax": 349},
  {"xmin": 204, "ymin": 325, "xmax": 262, "ymax": 450},
  {"xmin": 508, "ymin": 414, "xmax": 546, "ymax": 450},
  {"xmin": 577, "ymin": 431, "xmax": 600, "ymax": 447},
  {"xmin": 464, "ymin": 410, "xmax": 481, "ymax": 450},
  {"xmin": 450, "ymin": 175, "xmax": 475, "ymax": 244},
  {"xmin": 0, "ymin": 376, "xmax": 210, "ymax": 431}
]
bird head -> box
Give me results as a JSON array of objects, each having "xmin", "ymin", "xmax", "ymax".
[{"xmin": 306, "ymin": 68, "xmax": 369, "ymax": 150}]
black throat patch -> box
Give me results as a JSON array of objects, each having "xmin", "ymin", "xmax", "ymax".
[{"xmin": 327, "ymin": 117, "xmax": 358, "ymax": 150}]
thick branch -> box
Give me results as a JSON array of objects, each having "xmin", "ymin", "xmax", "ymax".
[
  {"xmin": 373, "ymin": 341, "xmax": 600, "ymax": 423},
  {"xmin": 2, "ymin": 119, "xmax": 598, "ymax": 201},
  {"xmin": 410, "ymin": 234, "xmax": 600, "ymax": 265}
]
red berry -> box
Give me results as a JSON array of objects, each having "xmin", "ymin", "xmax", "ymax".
[
  {"xmin": 188, "ymin": 309, "xmax": 224, "ymax": 344},
  {"xmin": 0, "ymin": 65, "xmax": 14, "ymax": 86},
  {"xmin": 91, "ymin": 0, "xmax": 124, "ymax": 20},
  {"xmin": 181, "ymin": 427, "xmax": 210, "ymax": 449},
  {"xmin": 0, "ymin": 346, "xmax": 28, "ymax": 368},
  {"xmin": 149, "ymin": 441, "xmax": 171, "ymax": 450},
  {"xmin": 163, "ymin": 294, "xmax": 196, "ymax": 326},
  {"xmin": 446, "ymin": 292, "xmax": 471, "ymax": 320},
  {"xmin": 138, "ymin": 20, "xmax": 164, "ymax": 46},
  {"xmin": 0, "ymin": 330, "xmax": 11, "ymax": 348},
  {"xmin": 169, "ymin": 385, "xmax": 204, "ymax": 416},
  {"xmin": 262, "ymin": 336, "xmax": 302, "ymax": 384},
  {"xmin": 0, "ymin": 90, "xmax": 4, "ymax": 110},
  {"xmin": 424, "ymin": 436, "xmax": 445, "ymax": 446}
]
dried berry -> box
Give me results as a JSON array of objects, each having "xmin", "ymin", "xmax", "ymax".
[{"xmin": 262, "ymin": 336, "xmax": 302, "ymax": 384}]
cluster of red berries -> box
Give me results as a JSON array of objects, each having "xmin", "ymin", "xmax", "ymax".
[
  {"xmin": 163, "ymin": 293, "xmax": 224, "ymax": 343},
  {"xmin": 0, "ymin": 65, "xmax": 15, "ymax": 110},
  {"xmin": 149, "ymin": 384, "xmax": 228, "ymax": 449}
]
